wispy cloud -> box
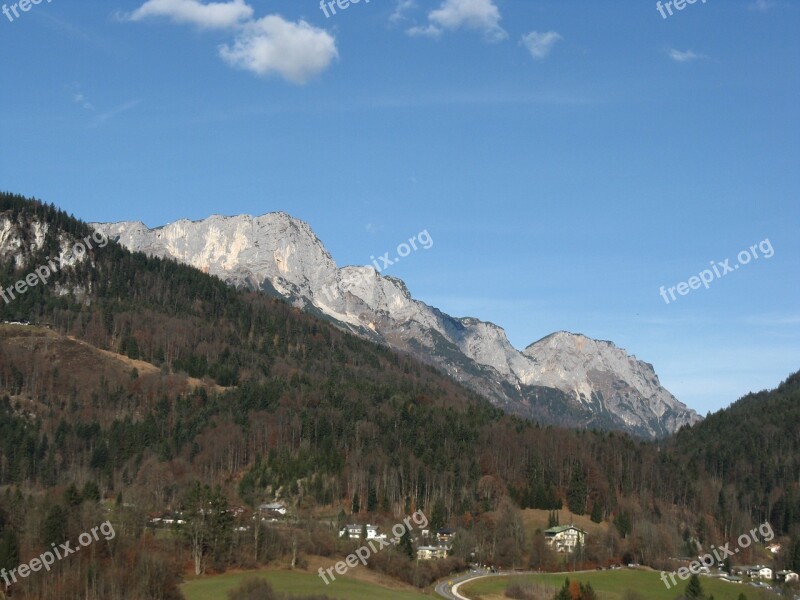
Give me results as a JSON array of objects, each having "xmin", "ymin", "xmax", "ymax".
[
  {"xmin": 126, "ymin": 0, "xmax": 337, "ymax": 84},
  {"xmin": 66, "ymin": 84, "xmax": 95, "ymax": 111},
  {"xmin": 362, "ymin": 89, "xmax": 600, "ymax": 109},
  {"xmin": 89, "ymin": 100, "xmax": 141, "ymax": 128},
  {"xmin": 521, "ymin": 31, "xmax": 562, "ymax": 60},
  {"xmin": 407, "ymin": 0, "xmax": 507, "ymax": 42},
  {"xmin": 73, "ymin": 93, "xmax": 95, "ymax": 111},
  {"xmin": 742, "ymin": 313, "xmax": 800, "ymax": 327},
  {"xmin": 668, "ymin": 48, "xmax": 707, "ymax": 63},
  {"xmin": 748, "ymin": 0, "xmax": 777, "ymax": 10},
  {"xmin": 390, "ymin": 0, "xmax": 416, "ymax": 24}
]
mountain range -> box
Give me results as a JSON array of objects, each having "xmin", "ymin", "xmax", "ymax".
[{"xmin": 93, "ymin": 213, "xmax": 700, "ymax": 438}]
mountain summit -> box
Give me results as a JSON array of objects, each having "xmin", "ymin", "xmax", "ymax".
[{"xmin": 94, "ymin": 213, "xmax": 700, "ymax": 438}]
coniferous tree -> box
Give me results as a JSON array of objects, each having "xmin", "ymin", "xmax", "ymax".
[
  {"xmin": 684, "ymin": 573, "xmax": 705, "ymax": 599},
  {"xmin": 42, "ymin": 505, "xmax": 68, "ymax": 546},
  {"xmin": 567, "ymin": 467, "xmax": 588, "ymax": 515},
  {"xmin": 0, "ymin": 528, "xmax": 19, "ymax": 574},
  {"xmin": 399, "ymin": 528, "xmax": 414, "ymax": 559},
  {"xmin": 367, "ymin": 484, "xmax": 378, "ymax": 513},
  {"xmin": 590, "ymin": 502, "xmax": 603, "ymax": 523},
  {"xmin": 64, "ymin": 483, "xmax": 82, "ymax": 507}
]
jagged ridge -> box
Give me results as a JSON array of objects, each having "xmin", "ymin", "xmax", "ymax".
[{"xmin": 93, "ymin": 213, "xmax": 700, "ymax": 438}]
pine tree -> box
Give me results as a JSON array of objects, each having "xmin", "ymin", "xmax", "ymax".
[
  {"xmin": 590, "ymin": 502, "xmax": 603, "ymax": 523},
  {"xmin": 399, "ymin": 528, "xmax": 414, "ymax": 559},
  {"xmin": 0, "ymin": 528, "xmax": 19, "ymax": 573},
  {"xmin": 367, "ymin": 484, "xmax": 378, "ymax": 513},
  {"xmin": 42, "ymin": 505, "xmax": 68, "ymax": 546},
  {"xmin": 431, "ymin": 498, "xmax": 447, "ymax": 531},
  {"xmin": 567, "ymin": 467, "xmax": 588, "ymax": 515},
  {"xmin": 63, "ymin": 483, "xmax": 82, "ymax": 507},
  {"xmin": 554, "ymin": 578, "xmax": 571, "ymax": 600},
  {"xmin": 581, "ymin": 582, "xmax": 598, "ymax": 600},
  {"xmin": 684, "ymin": 573, "xmax": 705, "ymax": 599}
]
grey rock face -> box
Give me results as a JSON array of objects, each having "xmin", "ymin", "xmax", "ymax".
[{"xmin": 92, "ymin": 213, "xmax": 700, "ymax": 438}]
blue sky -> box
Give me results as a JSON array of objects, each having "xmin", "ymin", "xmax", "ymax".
[{"xmin": 1, "ymin": 0, "xmax": 798, "ymax": 415}]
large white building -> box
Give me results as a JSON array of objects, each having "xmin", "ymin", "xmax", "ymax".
[{"xmin": 544, "ymin": 525, "xmax": 587, "ymax": 553}]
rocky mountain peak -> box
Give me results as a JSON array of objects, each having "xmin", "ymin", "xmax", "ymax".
[{"xmin": 92, "ymin": 212, "xmax": 700, "ymax": 438}]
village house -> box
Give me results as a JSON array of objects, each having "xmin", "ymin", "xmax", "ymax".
[
  {"xmin": 777, "ymin": 570, "xmax": 799, "ymax": 583},
  {"xmin": 338, "ymin": 524, "xmax": 386, "ymax": 541},
  {"xmin": 757, "ymin": 566, "xmax": 774, "ymax": 580},
  {"xmin": 416, "ymin": 545, "xmax": 449, "ymax": 560},
  {"xmin": 544, "ymin": 524, "xmax": 587, "ymax": 553},
  {"xmin": 733, "ymin": 565, "xmax": 773, "ymax": 580},
  {"xmin": 151, "ymin": 512, "xmax": 185, "ymax": 526},
  {"xmin": 436, "ymin": 528, "xmax": 456, "ymax": 545},
  {"xmin": 258, "ymin": 502, "xmax": 287, "ymax": 515}
]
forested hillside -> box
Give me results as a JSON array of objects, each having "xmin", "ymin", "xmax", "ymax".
[
  {"xmin": 670, "ymin": 372, "xmax": 800, "ymax": 537},
  {"xmin": 1, "ymin": 193, "xmax": 798, "ymax": 599}
]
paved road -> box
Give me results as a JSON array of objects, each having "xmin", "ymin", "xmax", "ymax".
[
  {"xmin": 435, "ymin": 569, "xmax": 539, "ymax": 600},
  {"xmin": 434, "ymin": 569, "xmax": 489, "ymax": 600},
  {"xmin": 435, "ymin": 569, "xmax": 598, "ymax": 599}
]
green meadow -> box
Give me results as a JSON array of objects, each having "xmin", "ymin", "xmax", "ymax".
[
  {"xmin": 462, "ymin": 569, "xmax": 777, "ymax": 600},
  {"xmin": 181, "ymin": 569, "xmax": 433, "ymax": 600}
]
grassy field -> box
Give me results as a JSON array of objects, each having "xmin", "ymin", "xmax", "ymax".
[
  {"xmin": 181, "ymin": 569, "xmax": 434, "ymax": 600},
  {"xmin": 462, "ymin": 569, "xmax": 777, "ymax": 600}
]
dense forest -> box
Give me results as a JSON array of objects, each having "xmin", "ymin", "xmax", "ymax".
[{"xmin": 0, "ymin": 193, "xmax": 798, "ymax": 599}]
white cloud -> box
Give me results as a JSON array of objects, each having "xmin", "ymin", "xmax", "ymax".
[
  {"xmin": 668, "ymin": 48, "xmax": 706, "ymax": 63},
  {"xmin": 409, "ymin": 0, "xmax": 507, "ymax": 42},
  {"xmin": 128, "ymin": 0, "xmax": 253, "ymax": 29},
  {"xmin": 128, "ymin": 1, "xmax": 337, "ymax": 84},
  {"xmin": 219, "ymin": 16, "xmax": 337, "ymax": 84},
  {"xmin": 521, "ymin": 31, "xmax": 562, "ymax": 60},
  {"xmin": 89, "ymin": 100, "xmax": 141, "ymax": 128}
]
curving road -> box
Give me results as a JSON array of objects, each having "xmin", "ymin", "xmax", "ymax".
[
  {"xmin": 434, "ymin": 569, "xmax": 489, "ymax": 600},
  {"xmin": 435, "ymin": 569, "xmax": 538, "ymax": 600},
  {"xmin": 435, "ymin": 569, "xmax": 598, "ymax": 599}
]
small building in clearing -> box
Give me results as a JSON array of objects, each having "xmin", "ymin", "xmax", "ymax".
[{"xmin": 544, "ymin": 524, "xmax": 587, "ymax": 553}]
